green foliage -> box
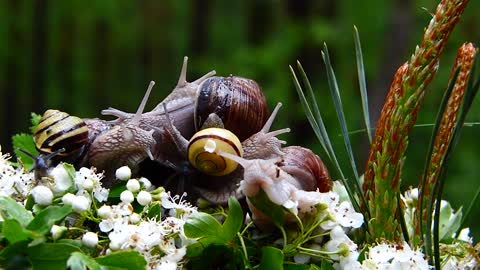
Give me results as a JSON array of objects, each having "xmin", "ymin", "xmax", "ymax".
[{"xmin": 184, "ymin": 197, "xmax": 243, "ymax": 257}]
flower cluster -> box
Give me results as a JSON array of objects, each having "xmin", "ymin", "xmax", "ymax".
[
  {"xmin": 0, "ymin": 144, "xmax": 199, "ymax": 270},
  {"xmin": 0, "ymin": 147, "xmax": 34, "ymax": 200}
]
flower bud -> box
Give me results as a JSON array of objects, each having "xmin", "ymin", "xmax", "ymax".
[
  {"xmin": 129, "ymin": 213, "xmax": 141, "ymax": 224},
  {"xmin": 136, "ymin": 191, "xmax": 152, "ymax": 206},
  {"xmin": 115, "ymin": 166, "xmax": 131, "ymax": 181},
  {"xmin": 62, "ymin": 193, "xmax": 76, "ymax": 206},
  {"xmin": 97, "ymin": 205, "xmax": 113, "ymax": 219},
  {"xmin": 126, "ymin": 179, "xmax": 140, "ymax": 192},
  {"xmin": 72, "ymin": 196, "xmax": 90, "ymax": 213},
  {"xmin": 51, "ymin": 225, "xmax": 67, "ymax": 240},
  {"xmin": 120, "ymin": 190, "xmax": 134, "ymax": 203},
  {"xmin": 139, "ymin": 177, "xmax": 152, "ymax": 190},
  {"xmin": 82, "ymin": 232, "xmax": 98, "ymax": 248},
  {"xmin": 31, "ymin": 185, "xmax": 53, "ymax": 206}
]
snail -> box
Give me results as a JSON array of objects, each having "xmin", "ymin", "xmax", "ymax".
[
  {"xmin": 34, "ymin": 109, "xmax": 89, "ymax": 160},
  {"xmin": 164, "ymin": 102, "xmax": 325, "ymax": 205},
  {"xmin": 218, "ymin": 145, "xmax": 332, "ymax": 230},
  {"xmin": 26, "ymin": 56, "xmax": 332, "ymax": 211},
  {"xmin": 187, "ymin": 127, "xmax": 244, "ymax": 176},
  {"xmin": 29, "ymin": 57, "xmax": 216, "ymax": 187}
]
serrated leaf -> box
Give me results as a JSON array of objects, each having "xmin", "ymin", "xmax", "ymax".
[
  {"xmin": 146, "ymin": 201, "xmax": 162, "ymax": 220},
  {"xmin": 258, "ymin": 246, "xmax": 283, "ymax": 270},
  {"xmin": 67, "ymin": 252, "xmax": 101, "ymax": 270},
  {"xmin": 0, "ymin": 196, "xmax": 33, "ymax": 226},
  {"xmin": 26, "ymin": 205, "xmax": 73, "ymax": 235},
  {"xmin": 248, "ymin": 189, "xmax": 286, "ymax": 228},
  {"xmin": 95, "ymin": 251, "xmax": 147, "ymax": 270},
  {"xmin": 30, "ymin": 112, "xmax": 42, "ymax": 134},
  {"xmin": 12, "ymin": 133, "xmax": 38, "ymax": 171},
  {"xmin": 2, "ymin": 219, "xmax": 35, "ymax": 244},
  {"xmin": 26, "ymin": 242, "xmax": 82, "ymax": 270},
  {"xmin": 63, "ymin": 163, "xmax": 77, "ymax": 182},
  {"xmin": 222, "ymin": 197, "xmax": 244, "ymax": 241},
  {"xmin": 184, "ymin": 212, "xmax": 224, "ymax": 240}
]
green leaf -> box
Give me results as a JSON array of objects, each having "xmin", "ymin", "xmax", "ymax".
[
  {"xmin": 30, "ymin": 112, "xmax": 42, "ymax": 134},
  {"xmin": 248, "ymin": 189, "xmax": 286, "ymax": 228},
  {"xmin": 2, "ymin": 219, "xmax": 35, "ymax": 244},
  {"xmin": 26, "ymin": 243, "xmax": 82, "ymax": 270},
  {"xmin": 27, "ymin": 205, "xmax": 73, "ymax": 235},
  {"xmin": 12, "ymin": 133, "xmax": 38, "ymax": 171},
  {"xmin": 67, "ymin": 252, "xmax": 101, "ymax": 270},
  {"xmin": 258, "ymin": 246, "xmax": 283, "ymax": 270},
  {"xmin": 0, "ymin": 240, "xmax": 30, "ymax": 269},
  {"xmin": 222, "ymin": 197, "xmax": 244, "ymax": 241},
  {"xmin": 146, "ymin": 202, "xmax": 162, "ymax": 220},
  {"xmin": 353, "ymin": 26, "xmax": 372, "ymax": 144},
  {"xmin": 63, "ymin": 163, "xmax": 77, "ymax": 183},
  {"xmin": 108, "ymin": 184, "xmax": 127, "ymax": 199},
  {"xmin": 95, "ymin": 251, "xmax": 147, "ymax": 270},
  {"xmin": 0, "ymin": 196, "xmax": 34, "ymax": 227},
  {"xmin": 184, "ymin": 212, "xmax": 224, "ymax": 241},
  {"xmin": 285, "ymin": 264, "xmax": 322, "ymax": 270},
  {"xmin": 439, "ymin": 203, "xmax": 462, "ymax": 241}
]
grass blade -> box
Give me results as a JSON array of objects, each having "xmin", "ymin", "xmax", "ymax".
[
  {"xmin": 354, "ymin": 26, "xmax": 372, "ymax": 143},
  {"xmin": 290, "ymin": 66, "xmax": 330, "ymax": 160},
  {"xmin": 322, "ymin": 44, "xmax": 366, "ymax": 208},
  {"xmin": 420, "ymin": 68, "xmax": 460, "ymax": 256},
  {"xmin": 290, "ymin": 65, "xmax": 361, "ymax": 213}
]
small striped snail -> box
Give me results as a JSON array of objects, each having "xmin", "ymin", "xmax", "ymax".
[
  {"xmin": 187, "ymin": 128, "xmax": 243, "ymax": 176},
  {"xmin": 34, "ymin": 109, "xmax": 89, "ymax": 160}
]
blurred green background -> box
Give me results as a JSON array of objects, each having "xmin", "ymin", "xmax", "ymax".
[{"xmin": 1, "ymin": 0, "xmax": 479, "ymax": 239}]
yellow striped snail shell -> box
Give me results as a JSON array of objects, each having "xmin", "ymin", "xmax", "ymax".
[
  {"xmin": 34, "ymin": 109, "xmax": 89, "ymax": 158},
  {"xmin": 188, "ymin": 127, "xmax": 243, "ymax": 176}
]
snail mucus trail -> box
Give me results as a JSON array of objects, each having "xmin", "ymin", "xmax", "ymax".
[{"xmin": 29, "ymin": 56, "xmax": 332, "ymax": 206}]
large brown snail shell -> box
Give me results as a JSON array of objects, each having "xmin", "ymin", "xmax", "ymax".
[{"xmin": 194, "ymin": 76, "xmax": 270, "ymax": 141}]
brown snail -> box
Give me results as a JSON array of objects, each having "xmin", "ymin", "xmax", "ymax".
[{"xmin": 28, "ymin": 56, "xmax": 332, "ymax": 209}]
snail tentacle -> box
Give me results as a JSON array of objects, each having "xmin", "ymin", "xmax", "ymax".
[{"xmin": 242, "ymin": 102, "xmax": 290, "ymax": 159}]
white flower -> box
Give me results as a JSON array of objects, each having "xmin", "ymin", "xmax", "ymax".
[
  {"xmin": 120, "ymin": 190, "xmax": 135, "ymax": 203},
  {"xmin": 116, "ymin": 166, "xmax": 131, "ymax": 181},
  {"xmin": 31, "ymin": 185, "xmax": 53, "ymax": 206},
  {"xmin": 155, "ymin": 261, "xmax": 177, "ymax": 270},
  {"xmin": 97, "ymin": 205, "xmax": 113, "ymax": 219},
  {"xmin": 137, "ymin": 191, "xmax": 152, "ymax": 206},
  {"xmin": 62, "ymin": 193, "xmax": 76, "ymax": 206},
  {"xmin": 126, "ymin": 179, "xmax": 140, "ymax": 192},
  {"xmin": 51, "ymin": 225, "xmax": 66, "ymax": 240},
  {"xmin": 51, "ymin": 164, "xmax": 73, "ymax": 194},
  {"xmin": 82, "ymin": 232, "xmax": 98, "ymax": 248},
  {"xmin": 74, "ymin": 167, "xmax": 108, "ymax": 202},
  {"xmin": 72, "ymin": 195, "xmax": 91, "ymax": 213},
  {"xmin": 161, "ymin": 192, "xmax": 197, "ymax": 220},
  {"xmin": 139, "ymin": 177, "xmax": 152, "ymax": 190},
  {"xmin": 333, "ymin": 201, "xmax": 364, "ymax": 229},
  {"xmin": 324, "ymin": 225, "xmax": 359, "ymax": 264},
  {"xmin": 365, "ymin": 241, "xmax": 430, "ymax": 270},
  {"xmin": 456, "ymin": 228, "xmax": 473, "ymax": 243}
]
